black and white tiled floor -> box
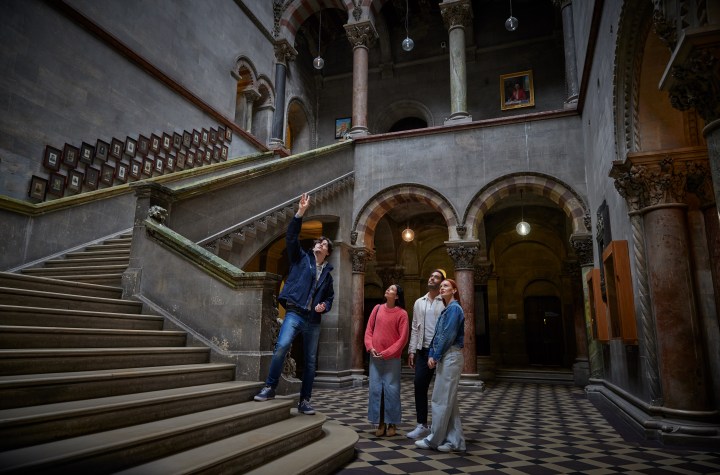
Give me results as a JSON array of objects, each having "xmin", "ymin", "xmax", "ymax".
[{"xmin": 312, "ymin": 379, "xmax": 720, "ymax": 474}]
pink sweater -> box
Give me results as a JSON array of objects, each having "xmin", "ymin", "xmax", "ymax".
[{"xmin": 364, "ymin": 304, "xmax": 409, "ymax": 359}]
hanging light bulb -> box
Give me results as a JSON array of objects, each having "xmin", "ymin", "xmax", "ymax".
[
  {"xmin": 314, "ymin": 10, "xmax": 324, "ymax": 69},
  {"xmin": 402, "ymin": 223, "xmax": 415, "ymax": 242},
  {"xmin": 402, "ymin": 0, "xmax": 414, "ymax": 51},
  {"xmin": 516, "ymin": 190, "xmax": 531, "ymax": 236},
  {"xmin": 505, "ymin": 0, "xmax": 518, "ymax": 32}
]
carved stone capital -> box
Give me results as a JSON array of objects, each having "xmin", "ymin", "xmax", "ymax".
[
  {"xmin": 440, "ymin": 0, "xmax": 473, "ymax": 31},
  {"xmin": 273, "ymin": 39, "xmax": 297, "ymax": 65},
  {"xmin": 350, "ymin": 247, "xmax": 373, "ymax": 273},
  {"xmin": 377, "ymin": 267, "xmax": 405, "ymax": 288},
  {"xmin": 668, "ymin": 48, "xmax": 720, "ymax": 123},
  {"xmin": 344, "ymin": 21, "xmax": 378, "ymax": 49},
  {"xmin": 473, "ymin": 262, "xmax": 493, "ymax": 284},
  {"xmin": 446, "ymin": 241, "xmax": 479, "ymax": 270},
  {"xmin": 569, "ymin": 233, "xmax": 594, "ymax": 267}
]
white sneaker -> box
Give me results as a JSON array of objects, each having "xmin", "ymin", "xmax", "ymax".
[
  {"xmin": 437, "ymin": 442, "xmax": 453, "ymax": 452},
  {"xmin": 406, "ymin": 424, "xmax": 430, "ymax": 439}
]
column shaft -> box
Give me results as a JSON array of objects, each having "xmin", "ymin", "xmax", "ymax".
[
  {"xmin": 455, "ymin": 269, "xmax": 476, "ymax": 375},
  {"xmin": 271, "ymin": 62, "xmax": 287, "ymax": 143},
  {"xmin": 351, "ymin": 45, "xmax": 369, "ymax": 134}
]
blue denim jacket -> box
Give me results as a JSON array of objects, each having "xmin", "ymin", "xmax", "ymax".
[
  {"xmin": 428, "ymin": 300, "xmax": 464, "ymax": 362},
  {"xmin": 278, "ymin": 216, "xmax": 334, "ymax": 324}
]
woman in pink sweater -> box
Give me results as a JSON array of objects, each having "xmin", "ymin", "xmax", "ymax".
[{"xmin": 364, "ymin": 284, "xmax": 409, "ymax": 437}]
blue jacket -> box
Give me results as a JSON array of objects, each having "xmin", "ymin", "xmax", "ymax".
[
  {"xmin": 428, "ymin": 300, "xmax": 464, "ymax": 362},
  {"xmin": 278, "ymin": 216, "xmax": 334, "ymax": 324}
]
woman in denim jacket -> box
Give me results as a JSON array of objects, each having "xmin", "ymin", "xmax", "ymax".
[{"xmin": 415, "ymin": 278, "xmax": 466, "ymax": 453}]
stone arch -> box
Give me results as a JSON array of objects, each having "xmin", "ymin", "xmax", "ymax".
[
  {"xmin": 464, "ymin": 173, "xmax": 589, "ymax": 240},
  {"xmin": 277, "ymin": 0, "xmax": 354, "ymax": 46},
  {"xmin": 232, "ymin": 57, "xmax": 260, "ymax": 131},
  {"xmin": 286, "ymin": 97, "xmax": 313, "ymax": 153},
  {"xmin": 251, "ymin": 76, "xmax": 275, "ymax": 144},
  {"xmin": 372, "ymin": 99, "xmax": 434, "ymax": 133},
  {"xmin": 352, "ymin": 184, "xmax": 459, "ymax": 250}
]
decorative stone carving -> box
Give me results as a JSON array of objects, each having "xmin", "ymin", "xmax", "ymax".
[
  {"xmin": 377, "ymin": 267, "xmax": 404, "ymax": 288},
  {"xmin": 668, "ymin": 49, "xmax": 720, "ymax": 123},
  {"xmin": 456, "ymin": 224, "xmax": 466, "ymax": 238},
  {"xmin": 344, "ymin": 21, "xmax": 378, "ymax": 49},
  {"xmin": 351, "ymin": 248, "xmax": 373, "ymax": 273},
  {"xmin": 473, "ymin": 262, "xmax": 493, "ymax": 284},
  {"xmin": 446, "ymin": 242, "xmax": 479, "ymax": 270},
  {"xmin": 562, "ymin": 259, "xmax": 581, "ymax": 278},
  {"xmin": 651, "ymin": 7, "xmax": 677, "ymax": 50},
  {"xmin": 272, "ymin": 0, "xmax": 291, "ymax": 38},
  {"xmin": 569, "ymin": 233, "xmax": 594, "ymax": 267},
  {"xmin": 440, "ymin": 0, "xmax": 473, "ymax": 30},
  {"xmin": 610, "ymin": 157, "xmax": 689, "ymax": 211},
  {"xmin": 148, "ymin": 205, "xmax": 168, "ymax": 224},
  {"xmin": 273, "ymin": 40, "xmax": 297, "ymax": 65},
  {"xmin": 350, "ymin": 231, "xmax": 358, "ymax": 245}
]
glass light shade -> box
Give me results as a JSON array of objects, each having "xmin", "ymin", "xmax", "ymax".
[
  {"xmin": 505, "ymin": 16, "xmax": 518, "ymax": 31},
  {"xmin": 402, "ymin": 36, "xmax": 414, "ymax": 52},
  {"xmin": 402, "ymin": 227, "xmax": 415, "ymax": 242},
  {"xmin": 516, "ymin": 221, "xmax": 531, "ymax": 236},
  {"xmin": 313, "ymin": 56, "xmax": 324, "ymax": 69}
]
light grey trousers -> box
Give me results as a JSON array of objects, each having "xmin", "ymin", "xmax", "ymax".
[{"xmin": 425, "ymin": 347, "xmax": 466, "ymax": 451}]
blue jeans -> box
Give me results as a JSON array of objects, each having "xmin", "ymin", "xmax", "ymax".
[
  {"xmin": 368, "ymin": 357, "xmax": 402, "ymax": 424},
  {"xmin": 265, "ymin": 311, "xmax": 321, "ymax": 400}
]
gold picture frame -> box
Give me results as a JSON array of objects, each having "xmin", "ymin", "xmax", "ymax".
[{"xmin": 500, "ymin": 70, "xmax": 535, "ymax": 111}]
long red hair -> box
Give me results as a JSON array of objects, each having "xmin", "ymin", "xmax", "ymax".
[{"xmin": 442, "ymin": 278, "xmax": 461, "ymax": 305}]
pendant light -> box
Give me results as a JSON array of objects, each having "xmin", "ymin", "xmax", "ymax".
[
  {"xmin": 516, "ymin": 190, "xmax": 531, "ymax": 236},
  {"xmin": 313, "ymin": 10, "xmax": 325, "ymax": 69},
  {"xmin": 402, "ymin": 222, "xmax": 415, "ymax": 242},
  {"xmin": 505, "ymin": 0, "xmax": 518, "ymax": 32},
  {"xmin": 401, "ymin": 0, "xmax": 414, "ymax": 51}
]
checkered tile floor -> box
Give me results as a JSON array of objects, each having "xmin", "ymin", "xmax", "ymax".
[{"xmin": 312, "ymin": 379, "xmax": 720, "ymax": 474}]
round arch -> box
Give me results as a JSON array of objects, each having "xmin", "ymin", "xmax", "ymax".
[
  {"xmin": 464, "ymin": 173, "xmax": 590, "ymax": 239},
  {"xmin": 286, "ymin": 97, "xmax": 313, "ymax": 153},
  {"xmin": 352, "ymin": 184, "xmax": 459, "ymax": 250},
  {"xmin": 372, "ymin": 99, "xmax": 434, "ymax": 133}
]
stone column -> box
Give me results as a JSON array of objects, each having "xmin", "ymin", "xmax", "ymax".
[
  {"xmin": 611, "ymin": 153, "xmax": 711, "ymax": 411},
  {"xmin": 350, "ymin": 247, "xmax": 372, "ymax": 385},
  {"xmin": 570, "ymin": 233, "xmax": 593, "ymax": 385},
  {"xmin": 474, "ymin": 262, "xmax": 496, "ymax": 381},
  {"xmin": 555, "ymin": 0, "xmax": 579, "ymax": 106},
  {"xmin": 440, "ymin": 0, "xmax": 473, "ymax": 125},
  {"xmin": 447, "ymin": 241, "xmax": 484, "ymax": 390},
  {"xmin": 269, "ymin": 40, "xmax": 297, "ymax": 150},
  {"xmin": 344, "ymin": 21, "xmax": 377, "ymax": 137}
]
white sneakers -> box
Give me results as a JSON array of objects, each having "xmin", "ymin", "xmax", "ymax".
[{"xmin": 407, "ymin": 423, "xmax": 430, "ymax": 439}]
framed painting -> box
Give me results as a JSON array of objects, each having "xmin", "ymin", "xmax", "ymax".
[
  {"xmin": 500, "ymin": 70, "xmax": 535, "ymax": 110},
  {"xmin": 130, "ymin": 160, "xmax": 142, "ymax": 179},
  {"xmin": 166, "ymin": 153, "xmax": 176, "ymax": 172},
  {"xmin": 29, "ymin": 175, "xmax": 48, "ymax": 201},
  {"xmin": 116, "ymin": 161, "xmax": 130, "ymax": 183},
  {"xmin": 221, "ymin": 145, "xmax": 228, "ymax": 161},
  {"xmin": 209, "ymin": 128, "xmax": 217, "ymax": 144},
  {"xmin": 217, "ymin": 126, "xmax": 225, "ymax": 142},
  {"xmin": 154, "ymin": 156, "xmax": 165, "ymax": 174},
  {"xmin": 150, "ymin": 134, "xmax": 161, "ymax": 154},
  {"xmin": 137, "ymin": 135, "xmax": 150, "ymax": 156},
  {"xmin": 125, "ymin": 136, "xmax": 137, "ymax": 158},
  {"xmin": 192, "ymin": 129, "xmax": 201, "ymax": 147},
  {"xmin": 85, "ymin": 166, "xmax": 100, "ymax": 190},
  {"xmin": 173, "ymin": 132, "xmax": 182, "ymax": 150},
  {"xmin": 204, "ymin": 148, "xmax": 212, "ymax": 163},
  {"xmin": 48, "ymin": 172, "xmax": 66, "ymax": 197},
  {"xmin": 335, "ymin": 117, "xmax": 351, "ymax": 139},
  {"xmin": 162, "ymin": 133, "xmax": 172, "ymax": 151},
  {"xmin": 201, "ymin": 128, "xmax": 209, "ymax": 145},
  {"xmin": 68, "ymin": 169, "xmax": 84, "ymax": 193},
  {"xmin": 63, "ymin": 144, "xmax": 80, "ymax": 168},
  {"xmin": 43, "ymin": 145, "xmax": 62, "ymax": 171},
  {"xmin": 224, "ymin": 127, "xmax": 232, "ymax": 141},
  {"xmin": 182, "ymin": 130, "xmax": 192, "ymax": 148},
  {"xmin": 212, "ymin": 146, "xmax": 220, "ymax": 162},
  {"xmin": 110, "ymin": 138, "xmax": 124, "ymax": 160},
  {"xmin": 95, "ymin": 140, "xmax": 110, "ymax": 162},
  {"xmin": 79, "ymin": 142, "xmax": 95, "ymax": 165},
  {"xmin": 186, "ymin": 150, "xmax": 195, "ymax": 168},
  {"xmin": 100, "ymin": 163, "xmax": 115, "ymax": 185},
  {"xmin": 142, "ymin": 157, "xmax": 154, "ymax": 176},
  {"xmin": 177, "ymin": 150, "xmax": 187, "ymax": 169}
]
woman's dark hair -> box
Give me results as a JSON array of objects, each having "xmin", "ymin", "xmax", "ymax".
[
  {"xmin": 442, "ymin": 278, "xmax": 461, "ymax": 305},
  {"xmin": 394, "ymin": 284, "xmax": 406, "ymax": 309}
]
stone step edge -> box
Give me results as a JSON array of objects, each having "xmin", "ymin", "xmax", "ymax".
[
  {"xmin": 0, "ymin": 287, "xmax": 138, "ymax": 306},
  {"xmin": 0, "ymin": 304, "xmax": 162, "ymax": 322}
]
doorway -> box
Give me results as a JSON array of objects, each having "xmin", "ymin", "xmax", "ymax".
[{"xmin": 524, "ymin": 296, "xmax": 564, "ymax": 366}]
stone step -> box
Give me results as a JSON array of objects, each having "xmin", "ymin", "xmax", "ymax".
[
  {"xmin": 0, "ymin": 363, "xmax": 237, "ymax": 409},
  {"xmin": 0, "ymin": 381, "xmax": 262, "ymax": 450},
  {"xmin": 0, "ymin": 288, "xmax": 142, "ymax": 314},
  {"xmin": 0, "ymin": 399, "xmax": 297, "ymax": 474},
  {"xmin": 495, "ymin": 368, "xmax": 574, "ymax": 385},
  {"xmin": 0, "ymin": 305, "xmax": 163, "ymax": 330},
  {"xmin": 84, "ymin": 243, "xmax": 131, "ymax": 252},
  {"xmin": 115, "ymin": 409, "xmax": 326, "ymax": 475},
  {"xmin": 102, "ymin": 237, "xmax": 133, "ymax": 245},
  {"xmin": 0, "ymin": 272, "xmax": 121, "ymax": 299},
  {"xmin": 0, "ymin": 347, "xmax": 210, "ymax": 375},
  {"xmin": 0, "ymin": 325, "xmax": 187, "ymax": 349},
  {"xmin": 43, "ymin": 258, "xmax": 130, "ymax": 268},
  {"xmin": 244, "ymin": 421, "xmax": 358, "ymax": 475},
  {"xmin": 34, "ymin": 274, "xmax": 124, "ymax": 286},
  {"xmin": 64, "ymin": 250, "xmax": 131, "ymax": 259},
  {"xmin": 22, "ymin": 264, "xmax": 128, "ymax": 276}
]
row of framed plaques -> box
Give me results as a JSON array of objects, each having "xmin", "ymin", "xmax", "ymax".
[{"xmin": 31, "ymin": 130, "xmax": 231, "ymax": 201}]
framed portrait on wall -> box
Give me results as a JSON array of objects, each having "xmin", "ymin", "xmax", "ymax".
[
  {"xmin": 125, "ymin": 137, "xmax": 137, "ymax": 158},
  {"xmin": 137, "ymin": 135, "xmax": 150, "ymax": 156},
  {"xmin": 116, "ymin": 162, "xmax": 130, "ymax": 183},
  {"xmin": 110, "ymin": 138, "xmax": 124, "ymax": 160},
  {"xmin": 48, "ymin": 172, "xmax": 66, "ymax": 197},
  {"xmin": 63, "ymin": 144, "xmax": 80, "ymax": 168},
  {"xmin": 500, "ymin": 70, "xmax": 535, "ymax": 111},
  {"xmin": 43, "ymin": 145, "xmax": 62, "ymax": 171},
  {"xmin": 80, "ymin": 142, "xmax": 95, "ymax": 165},
  {"xmin": 130, "ymin": 160, "xmax": 142, "ymax": 179},
  {"xmin": 335, "ymin": 118, "xmax": 351, "ymax": 139},
  {"xmin": 28, "ymin": 175, "xmax": 48, "ymax": 201},
  {"xmin": 85, "ymin": 166, "xmax": 100, "ymax": 190},
  {"xmin": 95, "ymin": 140, "xmax": 110, "ymax": 162},
  {"xmin": 100, "ymin": 163, "xmax": 115, "ymax": 185},
  {"xmin": 68, "ymin": 169, "xmax": 84, "ymax": 193}
]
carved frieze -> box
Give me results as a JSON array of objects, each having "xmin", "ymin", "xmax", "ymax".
[
  {"xmin": 440, "ymin": 0, "xmax": 473, "ymax": 31},
  {"xmin": 344, "ymin": 21, "xmax": 378, "ymax": 49}
]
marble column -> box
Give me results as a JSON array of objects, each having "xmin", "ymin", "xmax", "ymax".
[
  {"xmin": 344, "ymin": 21, "xmax": 377, "ymax": 137},
  {"xmin": 350, "ymin": 247, "xmax": 372, "ymax": 384},
  {"xmin": 555, "ymin": 0, "xmax": 579, "ymax": 106},
  {"xmin": 440, "ymin": 0, "xmax": 473, "ymax": 125},
  {"xmin": 447, "ymin": 241, "xmax": 484, "ymax": 389},
  {"xmin": 570, "ymin": 233, "xmax": 594, "ymax": 385},
  {"xmin": 269, "ymin": 40, "xmax": 297, "ymax": 150},
  {"xmin": 611, "ymin": 152, "xmax": 711, "ymax": 411}
]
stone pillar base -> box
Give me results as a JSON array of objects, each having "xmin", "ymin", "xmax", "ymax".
[
  {"xmin": 348, "ymin": 126, "xmax": 369, "ymax": 137},
  {"xmin": 314, "ymin": 369, "xmax": 359, "ymax": 389},
  {"xmin": 350, "ymin": 368, "xmax": 368, "ymax": 387},
  {"xmin": 477, "ymin": 356, "xmax": 496, "ymax": 381},
  {"xmin": 267, "ymin": 139, "xmax": 289, "ymax": 156},
  {"xmin": 572, "ymin": 358, "xmax": 590, "ymax": 386},
  {"xmin": 444, "ymin": 113, "xmax": 472, "ymax": 126},
  {"xmin": 459, "ymin": 373, "xmax": 486, "ymax": 391}
]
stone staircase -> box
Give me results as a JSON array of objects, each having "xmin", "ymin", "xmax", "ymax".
[
  {"xmin": 495, "ymin": 367, "xmax": 574, "ymax": 385},
  {"xmin": 0, "ymin": 234, "xmax": 357, "ymax": 473}
]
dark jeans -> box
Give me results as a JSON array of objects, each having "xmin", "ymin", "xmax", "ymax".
[{"xmin": 413, "ymin": 347, "xmax": 435, "ymax": 425}]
